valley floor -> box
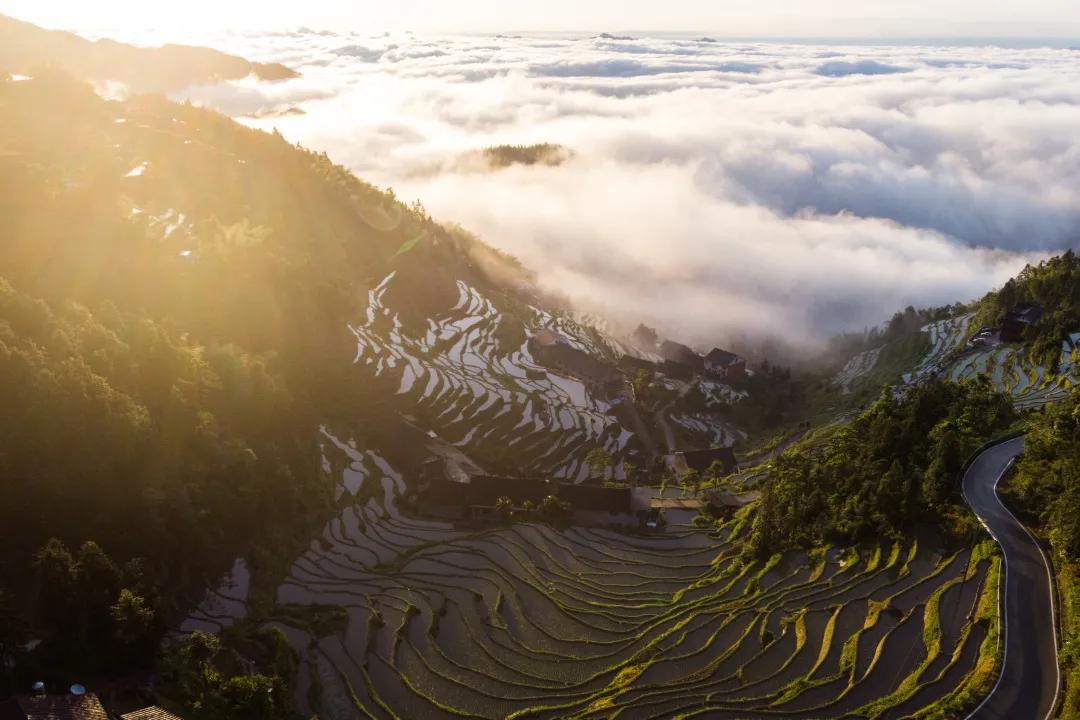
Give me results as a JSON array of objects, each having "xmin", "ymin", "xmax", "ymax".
[{"xmin": 195, "ymin": 452, "xmax": 1003, "ymax": 720}]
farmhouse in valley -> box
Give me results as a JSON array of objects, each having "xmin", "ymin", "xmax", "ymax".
[
  {"xmin": 0, "ymin": 690, "xmax": 109, "ymax": 720},
  {"xmin": 618, "ymin": 354, "xmax": 658, "ymax": 375},
  {"xmin": 121, "ymin": 708, "xmax": 186, "ymax": 720},
  {"xmin": 704, "ymin": 489, "xmax": 762, "ymax": 520},
  {"xmin": 659, "ymin": 340, "xmax": 704, "ymax": 372},
  {"xmin": 529, "ymin": 329, "xmax": 620, "ymax": 387},
  {"xmin": 416, "ymin": 473, "xmax": 639, "ymax": 525},
  {"xmin": 704, "ymin": 348, "xmax": 746, "ymax": 380},
  {"xmin": 665, "ymin": 447, "xmax": 738, "ymax": 477},
  {"xmin": 1000, "ymin": 303, "xmax": 1044, "ymax": 343}
]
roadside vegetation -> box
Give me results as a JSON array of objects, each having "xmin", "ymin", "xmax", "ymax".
[
  {"xmin": 971, "ymin": 251, "xmax": 1080, "ymax": 370},
  {"xmin": 1010, "ymin": 388, "xmax": 1080, "ymax": 717},
  {"xmin": 747, "ymin": 379, "xmax": 1017, "ymax": 557}
]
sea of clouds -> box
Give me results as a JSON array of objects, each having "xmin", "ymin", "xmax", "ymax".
[{"xmin": 120, "ymin": 28, "xmax": 1080, "ymax": 349}]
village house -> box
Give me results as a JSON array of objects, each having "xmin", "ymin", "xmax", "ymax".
[
  {"xmin": 659, "ymin": 340, "xmax": 704, "ymax": 372},
  {"xmin": 1000, "ymin": 303, "xmax": 1044, "ymax": 343},
  {"xmin": 120, "ymin": 708, "xmax": 185, "ymax": 720},
  {"xmin": 665, "ymin": 447, "xmax": 738, "ymax": 478},
  {"xmin": 0, "ymin": 687, "xmax": 109, "ymax": 720},
  {"xmin": 529, "ymin": 329, "xmax": 621, "ymax": 388},
  {"xmin": 618, "ymin": 354, "xmax": 658, "ymax": 375},
  {"xmin": 416, "ymin": 474, "xmax": 556, "ymax": 520},
  {"xmin": 704, "ymin": 489, "xmax": 762, "ymax": 520},
  {"xmin": 558, "ymin": 482, "xmax": 633, "ymax": 514},
  {"xmin": 704, "ymin": 348, "xmax": 746, "ymax": 381},
  {"xmin": 416, "ymin": 474, "xmax": 635, "ymax": 525}
]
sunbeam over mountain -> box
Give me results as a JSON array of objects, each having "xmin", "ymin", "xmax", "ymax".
[{"xmin": 0, "ymin": 6, "xmax": 1077, "ymax": 720}]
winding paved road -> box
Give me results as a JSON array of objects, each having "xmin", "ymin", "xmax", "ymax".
[{"xmin": 962, "ymin": 436, "xmax": 1060, "ymax": 720}]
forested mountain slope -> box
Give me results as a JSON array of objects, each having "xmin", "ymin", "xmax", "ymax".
[
  {"xmin": 829, "ymin": 255, "xmax": 1080, "ymax": 408},
  {"xmin": 0, "ymin": 69, "xmax": 665, "ymax": 671},
  {"xmin": 2, "ymin": 35, "xmax": 1076, "ymax": 717}
]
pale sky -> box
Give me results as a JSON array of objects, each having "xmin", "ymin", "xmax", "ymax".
[{"xmin": 3, "ymin": 0, "xmax": 1080, "ymax": 37}]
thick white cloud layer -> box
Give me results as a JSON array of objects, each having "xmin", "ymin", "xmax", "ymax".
[{"xmin": 166, "ymin": 31, "xmax": 1080, "ymax": 347}]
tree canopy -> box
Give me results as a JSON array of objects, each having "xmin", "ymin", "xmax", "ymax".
[
  {"xmin": 747, "ymin": 378, "xmax": 1017, "ymax": 556},
  {"xmin": 973, "ymin": 251, "xmax": 1080, "ymax": 369}
]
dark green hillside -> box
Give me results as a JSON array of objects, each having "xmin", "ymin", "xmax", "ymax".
[
  {"xmin": 0, "ymin": 70, "xmax": 549, "ymax": 675},
  {"xmin": 748, "ymin": 379, "xmax": 1017, "ymax": 556},
  {"xmin": 1010, "ymin": 389, "xmax": 1080, "ymax": 716},
  {"xmin": 972, "ymin": 251, "xmax": 1080, "ymax": 369}
]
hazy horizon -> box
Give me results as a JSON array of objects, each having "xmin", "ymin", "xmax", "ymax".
[
  {"xmin": 4, "ymin": 0, "xmax": 1080, "ymax": 37},
  {"xmin": 5, "ymin": 7, "xmax": 1079, "ymax": 349},
  {"xmin": 0, "ymin": 13, "xmax": 1076, "ymax": 720},
  {"xmin": 141, "ymin": 25, "xmax": 1078, "ymax": 348}
]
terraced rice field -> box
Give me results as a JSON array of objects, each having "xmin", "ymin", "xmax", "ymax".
[
  {"xmin": 901, "ymin": 315, "xmax": 973, "ymax": 386},
  {"xmin": 180, "ymin": 558, "xmax": 251, "ymax": 634},
  {"xmin": 269, "ymin": 453, "xmax": 1001, "ymax": 720},
  {"xmin": 832, "ymin": 315, "xmax": 979, "ymax": 395},
  {"xmin": 942, "ymin": 331, "xmax": 1079, "ymax": 409},
  {"xmin": 699, "ymin": 380, "xmax": 750, "ymax": 407},
  {"xmin": 350, "ymin": 273, "xmax": 635, "ymax": 480},
  {"xmin": 849, "ymin": 314, "xmax": 1080, "ymax": 409},
  {"xmin": 669, "ymin": 412, "xmax": 744, "ymax": 449},
  {"xmin": 833, "ymin": 347, "xmax": 884, "ymax": 395}
]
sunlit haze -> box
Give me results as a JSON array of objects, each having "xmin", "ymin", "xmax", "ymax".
[
  {"xmin": 4, "ymin": 0, "xmax": 1080, "ymax": 36},
  {"xmin": 0, "ymin": 4, "xmax": 1078, "ymax": 718}
]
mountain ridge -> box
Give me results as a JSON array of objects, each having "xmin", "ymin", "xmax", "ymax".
[
  {"xmin": 0, "ymin": 25, "xmax": 1078, "ymax": 718},
  {"xmin": 0, "ymin": 13, "xmax": 298, "ymax": 93}
]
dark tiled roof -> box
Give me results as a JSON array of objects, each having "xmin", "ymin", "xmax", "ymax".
[
  {"xmin": 422, "ymin": 477, "xmax": 632, "ymax": 513},
  {"xmin": 469, "ymin": 475, "xmax": 555, "ymax": 504},
  {"xmin": 659, "ymin": 341, "xmax": 703, "ymax": 369},
  {"xmin": 706, "ymin": 489, "xmax": 762, "ymax": 508},
  {"xmin": 0, "ymin": 700, "xmax": 25, "ymax": 720},
  {"xmin": 618, "ymin": 355, "xmax": 657, "ymax": 373},
  {"xmin": 1008, "ymin": 303, "xmax": 1044, "ymax": 324},
  {"xmin": 557, "ymin": 483, "xmax": 632, "ymax": 512},
  {"xmin": 10, "ymin": 694, "xmax": 109, "ymax": 720},
  {"xmin": 705, "ymin": 348, "xmax": 743, "ymax": 366},
  {"xmin": 424, "ymin": 475, "xmax": 555, "ymax": 507},
  {"xmin": 531, "ymin": 341, "xmax": 620, "ymax": 384},
  {"xmin": 679, "ymin": 447, "xmax": 737, "ymax": 474},
  {"xmin": 121, "ymin": 707, "xmax": 185, "ymax": 720}
]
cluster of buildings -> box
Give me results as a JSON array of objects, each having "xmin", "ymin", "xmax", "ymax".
[
  {"xmin": 1000, "ymin": 303, "xmax": 1044, "ymax": 343},
  {"xmin": 416, "ymin": 463, "xmax": 642, "ymax": 526},
  {"xmin": 970, "ymin": 303, "xmax": 1045, "ymax": 348},
  {"xmin": 455, "ymin": 323, "xmax": 751, "ymax": 530},
  {"xmin": 416, "ymin": 469, "xmax": 756, "ymax": 530},
  {"xmin": 664, "ymin": 447, "xmax": 738, "ymax": 478},
  {"xmin": 529, "ymin": 329, "xmax": 622, "ymax": 391},
  {"xmin": 0, "ymin": 684, "xmax": 181, "ymax": 720},
  {"xmin": 415, "ymin": 443, "xmax": 746, "ymax": 530},
  {"xmin": 656, "ymin": 341, "xmax": 746, "ymax": 381},
  {"xmin": 531, "ymin": 324, "xmax": 747, "ymax": 389}
]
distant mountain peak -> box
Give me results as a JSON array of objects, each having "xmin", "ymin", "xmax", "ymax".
[{"xmin": 0, "ymin": 14, "xmax": 298, "ymax": 93}]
